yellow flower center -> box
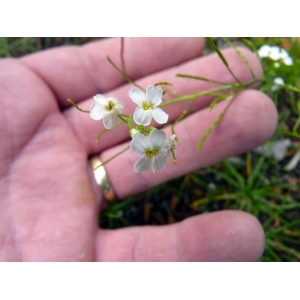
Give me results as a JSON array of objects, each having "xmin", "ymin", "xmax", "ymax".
[
  {"xmin": 106, "ymin": 100, "xmax": 116, "ymax": 111},
  {"xmin": 145, "ymin": 148, "xmax": 159, "ymax": 158},
  {"xmin": 142, "ymin": 102, "xmax": 154, "ymax": 110}
]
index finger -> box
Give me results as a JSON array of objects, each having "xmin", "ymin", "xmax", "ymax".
[{"xmin": 20, "ymin": 38, "xmax": 205, "ymax": 107}]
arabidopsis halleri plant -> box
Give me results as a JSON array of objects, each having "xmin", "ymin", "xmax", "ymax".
[
  {"xmin": 129, "ymin": 85, "xmax": 169, "ymax": 126},
  {"xmin": 130, "ymin": 129, "xmax": 172, "ymax": 173},
  {"xmin": 88, "ymin": 85, "xmax": 176, "ymax": 174},
  {"xmin": 90, "ymin": 94, "xmax": 124, "ymax": 129},
  {"xmin": 258, "ymin": 45, "xmax": 293, "ymax": 66}
]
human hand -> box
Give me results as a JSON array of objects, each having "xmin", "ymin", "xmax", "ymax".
[{"xmin": 0, "ymin": 37, "xmax": 277, "ymax": 261}]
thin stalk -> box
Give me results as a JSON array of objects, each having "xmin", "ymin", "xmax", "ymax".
[
  {"xmin": 67, "ymin": 98, "xmax": 90, "ymax": 113},
  {"xmin": 223, "ymin": 37, "xmax": 256, "ymax": 80},
  {"xmin": 197, "ymin": 94, "xmax": 236, "ymax": 150},
  {"xmin": 176, "ymin": 73, "xmax": 231, "ymax": 85},
  {"xmin": 95, "ymin": 122, "xmax": 124, "ymax": 143},
  {"xmin": 160, "ymin": 78, "xmax": 261, "ymax": 108},
  {"xmin": 171, "ymin": 98, "xmax": 195, "ymax": 143},
  {"xmin": 206, "ymin": 37, "xmax": 242, "ymax": 84},
  {"xmin": 106, "ymin": 55, "xmax": 144, "ymax": 91},
  {"xmin": 94, "ymin": 145, "xmax": 130, "ymax": 170},
  {"xmin": 120, "ymin": 37, "xmax": 126, "ymax": 74}
]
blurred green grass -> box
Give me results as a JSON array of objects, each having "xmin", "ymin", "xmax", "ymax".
[{"xmin": 1, "ymin": 37, "xmax": 299, "ymax": 261}]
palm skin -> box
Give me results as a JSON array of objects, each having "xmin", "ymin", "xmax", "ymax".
[{"xmin": 0, "ymin": 38, "xmax": 277, "ymax": 261}]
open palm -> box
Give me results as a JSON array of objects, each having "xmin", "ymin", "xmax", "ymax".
[{"xmin": 0, "ymin": 38, "xmax": 277, "ymax": 261}]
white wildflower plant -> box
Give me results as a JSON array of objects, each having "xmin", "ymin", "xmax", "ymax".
[
  {"xmin": 90, "ymin": 95, "xmax": 124, "ymax": 129},
  {"xmin": 69, "ymin": 37, "xmax": 290, "ymax": 175},
  {"xmin": 257, "ymin": 44, "xmax": 293, "ymax": 66},
  {"xmin": 85, "ymin": 84, "xmax": 177, "ymax": 174}
]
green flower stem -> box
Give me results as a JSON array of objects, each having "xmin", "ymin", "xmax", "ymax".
[
  {"xmin": 67, "ymin": 98, "xmax": 90, "ymax": 113},
  {"xmin": 171, "ymin": 98, "xmax": 195, "ymax": 143},
  {"xmin": 176, "ymin": 73, "xmax": 231, "ymax": 85},
  {"xmin": 222, "ymin": 37, "xmax": 256, "ymax": 80},
  {"xmin": 118, "ymin": 114, "xmax": 129, "ymax": 123},
  {"xmin": 95, "ymin": 122, "xmax": 124, "ymax": 143},
  {"xmin": 118, "ymin": 114, "xmax": 133, "ymax": 129},
  {"xmin": 209, "ymin": 91, "xmax": 235, "ymax": 111},
  {"xmin": 197, "ymin": 93, "xmax": 236, "ymax": 150},
  {"xmin": 160, "ymin": 78, "xmax": 262, "ymax": 108},
  {"xmin": 106, "ymin": 55, "xmax": 145, "ymax": 91},
  {"xmin": 120, "ymin": 37, "xmax": 126, "ymax": 75},
  {"xmin": 154, "ymin": 81, "xmax": 173, "ymax": 87},
  {"xmin": 206, "ymin": 37, "xmax": 242, "ymax": 85},
  {"xmin": 93, "ymin": 145, "xmax": 130, "ymax": 170}
]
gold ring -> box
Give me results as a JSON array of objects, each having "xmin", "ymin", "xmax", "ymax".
[{"xmin": 89, "ymin": 155, "xmax": 116, "ymax": 202}]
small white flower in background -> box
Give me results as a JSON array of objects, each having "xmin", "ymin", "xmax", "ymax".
[
  {"xmin": 257, "ymin": 45, "xmax": 272, "ymax": 58},
  {"xmin": 129, "ymin": 85, "xmax": 169, "ymax": 126},
  {"xmin": 274, "ymin": 62, "xmax": 280, "ymax": 68},
  {"xmin": 257, "ymin": 45, "xmax": 293, "ymax": 66},
  {"xmin": 130, "ymin": 129, "xmax": 170, "ymax": 173},
  {"xmin": 283, "ymin": 56, "xmax": 293, "ymax": 66},
  {"xmin": 255, "ymin": 139, "xmax": 291, "ymax": 161},
  {"xmin": 271, "ymin": 77, "xmax": 285, "ymax": 92},
  {"xmin": 90, "ymin": 95, "xmax": 124, "ymax": 129},
  {"xmin": 268, "ymin": 46, "xmax": 285, "ymax": 60}
]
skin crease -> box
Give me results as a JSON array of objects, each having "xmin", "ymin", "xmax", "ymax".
[{"xmin": 0, "ymin": 37, "xmax": 277, "ymax": 261}]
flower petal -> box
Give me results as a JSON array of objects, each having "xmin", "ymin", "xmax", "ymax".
[
  {"xmin": 151, "ymin": 107, "xmax": 169, "ymax": 124},
  {"xmin": 257, "ymin": 45, "xmax": 271, "ymax": 58},
  {"xmin": 129, "ymin": 87, "xmax": 146, "ymax": 106},
  {"xmin": 269, "ymin": 46, "xmax": 281, "ymax": 60},
  {"xmin": 274, "ymin": 77, "xmax": 284, "ymax": 85},
  {"xmin": 94, "ymin": 94, "xmax": 108, "ymax": 105},
  {"xmin": 90, "ymin": 102, "xmax": 106, "ymax": 120},
  {"xmin": 130, "ymin": 133, "xmax": 150, "ymax": 156},
  {"xmin": 146, "ymin": 85, "xmax": 162, "ymax": 106},
  {"xmin": 279, "ymin": 48, "xmax": 289, "ymax": 59},
  {"xmin": 103, "ymin": 111, "xmax": 118, "ymax": 129},
  {"xmin": 149, "ymin": 129, "xmax": 167, "ymax": 149},
  {"xmin": 152, "ymin": 150, "xmax": 168, "ymax": 173},
  {"xmin": 115, "ymin": 99, "xmax": 124, "ymax": 110},
  {"xmin": 284, "ymin": 56, "xmax": 293, "ymax": 66},
  {"xmin": 133, "ymin": 106, "xmax": 152, "ymax": 126},
  {"xmin": 134, "ymin": 156, "xmax": 152, "ymax": 173}
]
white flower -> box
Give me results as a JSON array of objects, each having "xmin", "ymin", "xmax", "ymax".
[
  {"xmin": 271, "ymin": 77, "xmax": 284, "ymax": 92},
  {"xmin": 268, "ymin": 46, "xmax": 285, "ymax": 60},
  {"xmin": 129, "ymin": 85, "xmax": 169, "ymax": 126},
  {"xmin": 283, "ymin": 56, "xmax": 293, "ymax": 66},
  {"xmin": 257, "ymin": 45, "xmax": 293, "ymax": 66},
  {"xmin": 257, "ymin": 45, "xmax": 272, "ymax": 58},
  {"xmin": 130, "ymin": 129, "xmax": 169, "ymax": 173},
  {"xmin": 90, "ymin": 94, "xmax": 124, "ymax": 129}
]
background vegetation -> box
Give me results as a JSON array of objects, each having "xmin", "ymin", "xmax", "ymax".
[{"xmin": 2, "ymin": 37, "xmax": 299, "ymax": 261}]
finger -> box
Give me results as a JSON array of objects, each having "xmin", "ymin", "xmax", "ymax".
[
  {"xmin": 64, "ymin": 46, "xmax": 263, "ymax": 154},
  {"xmin": 96, "ymin": 210, "xmax": 265, "ymax": 261},
  {"xmin": 20, "ymin": 38, "xmax": 205, "ymax": 107},
  {"xmin": 100, "ymin": 89, "xmax": 277, "ymax": 199}
]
